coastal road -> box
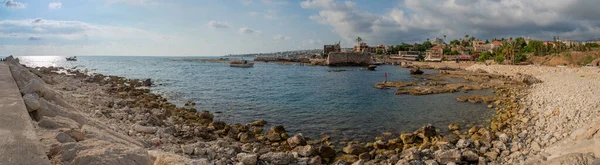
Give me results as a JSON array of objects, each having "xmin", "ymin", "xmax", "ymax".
[{"xmin": 0, "ymin": 63, "xmax": 50, "ymax": 165}]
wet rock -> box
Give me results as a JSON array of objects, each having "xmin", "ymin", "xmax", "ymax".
[
  {"xmin": 401, "ymin": 133, "xmax": 417, "ymax": 144},
  {"xmin": 236, "ymin": 153, "xmax": 257, "ymax": 165},
  {"xmin": 143, "ymin": 79, "xmax": 152, "ymax": 87},
  {"xmin": 238, "ymin": 132, "xmax": 256, "ymax": 143},
  {"xmin": 374, "ymin": 140, "xmax": 386, "ymax": 149},
  {"xmin": 434, "ymin": 149, "xmax": 461, "ymax": 164},
  {"xmin": 343, "ymin": 143, "xmax": 367, "ymax": 155},
  {"xmin": 259, "ymin": 152, "xmax": 294, "ymax": 165},
  {"xmin": 410, "ymin": 68, "xmax": 424, "ymax": 75},
  {"xmin": 249, "ymin": 120, "xmax": 267, "ymax": 127},
  {"xmin": 267, "ymin": 126, "xmax": 287, "ymax": 142},
  {"xmin": 415, "ymin": 124, "xmax": 436, "ymax": 139},
  {"xmin": 448, "ymin": 123, "xmax": 460, "ymax": 131},
  {"xmin": 287, "ymin": 133, "xmax": 307, "ymax": 148},
  {"xmin": 317, "ymin": 145, "xmax": 336, "ymax": 158}
]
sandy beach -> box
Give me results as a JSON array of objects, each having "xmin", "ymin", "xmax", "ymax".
[{"xmin": 4, "ymin": 56, "xmax": 600, "ymax": 165}]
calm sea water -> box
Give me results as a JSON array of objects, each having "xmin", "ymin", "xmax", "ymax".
[{"xmin": 17, "ymin": 56, "xmax": 492, "ymax": 141}]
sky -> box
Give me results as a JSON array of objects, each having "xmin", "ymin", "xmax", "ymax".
[{"xmin": 1, "ymin": 0, "xmax": 600, "ymax": 56}]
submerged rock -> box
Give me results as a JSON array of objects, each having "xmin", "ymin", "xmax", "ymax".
[{"xmin": 410, "ymin": 68, "xmax": 424, "ymax": 75}]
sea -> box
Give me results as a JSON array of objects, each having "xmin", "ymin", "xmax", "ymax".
[{"xmin": 16, "ymin": 56, "xmax": 493, "ymax": 142}]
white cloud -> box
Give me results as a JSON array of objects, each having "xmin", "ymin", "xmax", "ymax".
[
  {"xmin": 238, "ymin": 27, "xmax": 255, "ymax": 34},
  {"xmin": 207, "ymin": 21, "xmax": 229, "ymax": 29},
  {"xmin": 48, "ymin": 2, "xmax": 62, "ymax": 9},
  {"xmin": 0, "ymin": 18, "xmax": 166, "ymax": 41},
  {"xmin": 248, "ymin": 12, "xmax": 258, "ymax": 16},
  {"xmin": 4, "ymin": 0, "xmax": 26, "ymax": 8},
  {"xmin": 301, "ymin": 0, "xmax": 600, "ymax": 45},
  {"xmin": 273, "ymin": 34, "xmax": 292, "ymax": 40}
]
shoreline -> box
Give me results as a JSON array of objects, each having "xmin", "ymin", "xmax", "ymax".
[{"xmin": 5, "ymin": 56, "xmax": 600, "ymax": 164}]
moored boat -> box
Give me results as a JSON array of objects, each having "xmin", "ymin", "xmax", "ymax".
[
  {"xmin": 230, "ymin": 60, "xmax": 254, "ymax": 68},
  {"xmin": 66, "ymin": 56, "xmax": 77, "ymax": 61}
]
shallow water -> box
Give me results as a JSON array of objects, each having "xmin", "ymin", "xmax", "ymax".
[{"xmin": 17, "ymin": 56, "xmax": 493, "ymax": 141}]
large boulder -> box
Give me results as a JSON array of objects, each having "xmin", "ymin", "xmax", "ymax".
[
  {"xmin": 293, "ymin": 145, "xmax": 316, "ymax": 157},
  {"xmin": 287, "ymin": 133, "xmax": 307, "ymax": 148},
  {"xmin": 415, "ymin": 124, "xmax": 437, "ymax": 139},
  {"xmin": 267, "ymin": 125, "xmax": 288, "ymax": 142},
  {"xmin": 23, "ymin": 93, "xmax": 40, "ymax": 112},
  {"xmin": 317, "ymin": 145, "xmax": 336, "ymax": 158}
]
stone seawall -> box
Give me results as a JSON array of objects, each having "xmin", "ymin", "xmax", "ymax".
[{"xmin": 326, "ymin": 53, "xmax": 372, "ymax": 66}]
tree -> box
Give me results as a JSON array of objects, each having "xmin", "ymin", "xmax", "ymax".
[
  {"xmin": 485, "ymin": 39, "xmax": 490, "ymax": 44},
  {"xmin": 450, "ymin": 40, "xmax": 460, "ymax": 46},
  {"xmin": 356, "ymin": 37, "xmax": 362, "ymax": 45},
  {"xmin": 501, "ymin": 40, "xmax": 516, "ymax": 64},
  {"xmin": 465, "ymin": 33, "xmax": 469, "ymax": 39},
  {"xmin": 478, "ymin": 52, "xmax": 491, "ymax": 61},
  {"xmin": 376, "ymin": 49, "xmax": 384, "ymax": 55}
]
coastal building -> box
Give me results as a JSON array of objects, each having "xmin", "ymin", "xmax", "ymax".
[
  {"xmin": 472, "ymin": 40, "xmax": 490, "ymax": 52},
  {"xmin": 562, "ymin": 40, "xmax": 581, "ymax": 47},
  {"xmin": 398, "ymin": 51, "xmax": 421, "ymax": 61},
  {"xmin": 425, "ymin": 45, "xmax": 444, "ymax": 62},
  {"xmin": 430, "ymin": 38, "xmax": 444, "ymax": 45},
  {"xmin": 490, "ymin": 40, "xmax": 502, "ymax": 49},
  {"xmin": 326, "ymin": 52, "xmax": 372, "ymax": 66},
  {"xmin": 324, "ymin": 42, "xmax": 341, "ymax": 55},
  {"xmin": 254, "ymin": 56, "xmax": 278, "ymax": 61},
  {"xmin": 376, "ymin": 45, "xmax": 386, "ymax": 52},
  {"xmin": 353, "ymin": 42, "xmax": 376, "ymax": 54}
]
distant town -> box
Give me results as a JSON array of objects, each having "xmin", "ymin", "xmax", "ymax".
[{"xmin": 228, "ymin": 36, "xmax": 600, "ymax": 66}]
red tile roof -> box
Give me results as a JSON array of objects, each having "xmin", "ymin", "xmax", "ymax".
[{"xmin": 491, "ymin": 41, "xmax": 502, "ymax": 46}]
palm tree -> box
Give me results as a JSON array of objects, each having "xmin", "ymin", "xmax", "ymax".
[
  {"xmin": 465, "ymin": 33, "xmax": 469, "ymax": 39},
  {"xmin": 356, "ymin": 37, "xmax": 362, "ymax": 45},
  {"xmin": 501, "ymin": 40, "xmax": 517, "ymax": 64}
]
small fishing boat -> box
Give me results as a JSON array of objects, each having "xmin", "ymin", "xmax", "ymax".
[
  {"xmin": 66, "ymin": 56, "xmax": 77, "ymax": 61},
  {"xmin": 230, "ymin": 58, "xmax": 254, "ymax": 68}
]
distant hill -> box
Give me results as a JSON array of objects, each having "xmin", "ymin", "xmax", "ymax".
[{"xmin": 226, "ymin": 49, "xmax": 323, "ymax": 57}]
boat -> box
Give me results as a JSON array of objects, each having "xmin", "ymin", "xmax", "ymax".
[
  {"xmin": 230, "ymin": 58, "xmax": 254, "ymax": 68},
  {"xmin": 66, "ymin": 56, "xmax": 77, "ymax": 61}
]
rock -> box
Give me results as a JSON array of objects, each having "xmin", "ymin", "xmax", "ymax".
[
  {"xmin": 492, "ymin": 141, "xmax": 507, "ymax": 151},
  {"xmin": 236, "ymin": 153, "xmax": 257, "ymax": 165},
  {"xmin": 461, "ymin": 150, "xmax": 479, "ymax": 162},
  {"xmin": 249, "ymin": 120, "xmax": 267, "ymax": 126},
  {"xmin": 23, "ymin": 93, "xmax": 40, "ymax": 112},
  {"xmin": 400, "ymin": 148, "xmax": 421, "ymax": 161},
  {"xmin": 317, "ymin": 145, "xmax": 336, "ymax": 158},
  {"xmin": 448, "ymin": 123, "xmax": 460, "ymax": 131},
  {"xmin": 498, "ymin": 134, "xmax": 510, "ymax": 144},
  {"xmin": 309, "ymin": 156, "xmax": 322, "ymax": 165},
  {"xmin": 143, "ymin": 79, "xmax": 152, "ymax": 87},
  {"xmin": 56, "ymin": 132, "xmax": 76, "ymax": 143},
  {"xmin": 294, "ymin": 145, "xmax": 316, "ymax": 157},
  {"xmin": 184, "ymin": 101, "xmax": 196, "ymax": 106},
  {"xmin": 401, "ymin": 133, "xmax": 417, "ymax": 144},
  {"xmin": 415, "ymin": 124, "xmax": 436, "ymax": 138},
  {"xmin": 287, "ymin": 133, "xmax": 307, "ymax": 148},
  {"xmin": 484, "ymin": 152, "xmax": 498, "ymax": 160},
  {"xmin": 238, "ymin": 132, "xmax": 256, "ymax": 143},
  {"xmin": 335, "ymin": 154, "xmax": 358, "ymax": 163},
  {"xmin": 132, "ymin": 124, "xmax": 157, "ymax": 134},
  {"xmin": 358, "ymin": 153, "xmax": 371, "ymax": 160},
  {"xmin": 267, "ymin": 126, "xmax": 287, "ymax": 142},
  {"xmin": 259, "ymin": 152, "xmax": 294, "ymax": 165},
  {"xmin": 531, "ymin": 142, "xmax": 541, "ymax": 152},
  {"xmin": 544, "ymin": 153, "xmax": 597, "ymax": 165},
  {"xmin": 456, "ymin": 139, "xmax": 472, "ymax": 149},
  {"xmin": 424, "ymin": 160, "xmax": 439, "ymax": 165},
  {"xmin": 64, "ymin": 129, "xmax": 85, "ymax": 141},
  {"xmin": 352, "ymin": 159, "xmax": 365, "ymax": 165},
  {"xmin": 410, "ymin": 68, "xmax": 424, "ymax": 75},
  {"xmin": 343, "ymin": 143, "xmax": 367, "ymax": 155},
  {"xmin": 434, "ymin": 149, "xmax": 461, "ymax": 164}
]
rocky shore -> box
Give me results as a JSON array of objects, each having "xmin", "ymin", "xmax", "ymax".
[{"xmin": 5, "ymin": 55, "xmax": 600, "ymax": 165}]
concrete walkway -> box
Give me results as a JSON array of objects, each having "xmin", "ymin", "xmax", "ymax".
[{"xmin": 0, "ymin": 62, "xmax": 50, "ymax": 165}]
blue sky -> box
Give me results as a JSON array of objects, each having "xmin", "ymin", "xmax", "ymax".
[{"xmin": 1, "ymin": 0, "xmax": 599, "ymax": 56}]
